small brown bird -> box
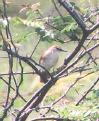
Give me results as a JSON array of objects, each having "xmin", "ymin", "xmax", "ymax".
[{"xmin": 39, "ymin": 45, "xmax": 67, "ymax": 83}]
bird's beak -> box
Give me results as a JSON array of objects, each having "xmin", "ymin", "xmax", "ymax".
[{"xmin": 58, "ymin": 48, "xmax": 67, "ymax": 52}]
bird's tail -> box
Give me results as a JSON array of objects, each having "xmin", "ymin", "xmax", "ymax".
[{"xmin": 40, "ymin": 71, "xmax": 49, "ymax": 83}]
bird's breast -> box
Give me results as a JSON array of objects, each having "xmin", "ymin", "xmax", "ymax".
[{"xmin": 40, "ymin": 51, "xmax": 59, "ymax": 70}]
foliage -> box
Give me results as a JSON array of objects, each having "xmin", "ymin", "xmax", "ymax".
[
  {"xmin": 11, "ymin": 4, "xmax": 83, "ymax": 42},
  {"xmin": 52, "ymin": 15, "xmax": 82, "ymax": 41},
  {"xmin": 59, "ymin": 90, "xmax": 99, "ymax": 121}
]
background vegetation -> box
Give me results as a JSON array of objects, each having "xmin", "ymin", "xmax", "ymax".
[{"xmin": 0, "ymin": 0, "xmax": 99, "ymax": 121}]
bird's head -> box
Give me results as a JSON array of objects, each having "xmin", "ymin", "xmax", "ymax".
[{"xmin": 51, "ymin": 45, "xmax": 67, "ymax": 52}]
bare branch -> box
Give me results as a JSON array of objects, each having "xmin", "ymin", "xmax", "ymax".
[
  {"xmin": 30, "ymin": 37, "xmax": 41, "ymax": 58},
  {"xmin": 89, "ymin": 22, "xmax": 99, "ymax": 33},
  {"xmin": 55, "ymin": 43, "xmax": 99, "ymax": 78},
  {"xmin": 58, "ymin": 0, "xmax": 86, "ymax": 31},
  {"xmin": 31, "ymin": 117, "xmax": 72, "ymax": 121},
  {"xmin": 52, "ymin": 70, "xmax": 99, "ymax": 106},
  {"xmin": 0, "ymin": 71, "xmax": 35, "ymax": 76},
  {"xmin": 0, "ymin": 77, "xmax": 27, "ymax": 102},
  {"xmin": 76, "ymin": 77, "xmax": 99, "ymax": 105},
  {"xmin": 52, "ymin": 0, "xmax": 65, "ymax": 22}
]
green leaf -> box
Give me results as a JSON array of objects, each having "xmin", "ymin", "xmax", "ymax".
[
  {"xmin": 61, "ymin": 22, "xmax": 76, "ymax": 33},
  {"xmin": 11, "ymin": 17, "xmax": 24, "ymax": 25}
]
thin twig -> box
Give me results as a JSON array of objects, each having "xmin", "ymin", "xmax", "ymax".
[
  {"xmin": 31, "ymin": 117, "xmax": 72, "ymax": 121},
  {"xmin": 76, "ymin": 77, "xmax": 99, "ymax": 105},
  {"xmin": 30, "ymin": 37, "xmax": 41, "ymax": 58},
  {"xmin": 52, "ymin": 0, "xmax": 65, "ymax": 22},
  {"xmin": 0, "ymin": 77, "xmax": 27, "ymax": 102},
  {"xmin": 0, "ymin": 71, "xmax": 35, "ymax": 76}
]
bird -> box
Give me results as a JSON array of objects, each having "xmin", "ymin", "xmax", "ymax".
[{"xmin": 39, "ymin": 45, "xmax": 67, "ymax": 83}]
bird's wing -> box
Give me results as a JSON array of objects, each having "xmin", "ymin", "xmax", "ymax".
[
  {"xmin": 39, "ymin": 50, "xmax": 51, "ymax": 64},
  {"xmin": 39, "ymin": 54, "xmax": 47, "ymax": 64}
]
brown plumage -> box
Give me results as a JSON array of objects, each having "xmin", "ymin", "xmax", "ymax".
[{"xmin": 39, "ymin": 45, "xmax": 67, "ymax": 83}]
